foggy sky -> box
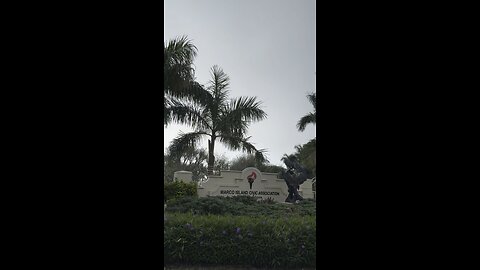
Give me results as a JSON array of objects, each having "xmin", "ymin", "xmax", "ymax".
[{"xmin": 164, "ymin": 0, "xmax": 316, "ymax": 166}]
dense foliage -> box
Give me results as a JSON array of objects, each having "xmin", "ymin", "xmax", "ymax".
[
  {"xmin": 293, "ymin": 138, "xmax": 316, "ymax": 176},
  {"xmin": 166, "ymin": 196, "xmax": 316, "ymax": 218},
  {"xmin": 164, "ymin": 181, "xmax": 197, "ymax": 202},
  {"xmin": 229, "ymin": 154, "xmax": 285, "ymax": 173},
  {"xmin": 282, "ymin": 138, "xmax": 316, "ymax": 178},
  {"xmin": 164, "ymin": 147, "xmax": 208, "ymax": 182},
  {"xmin": 164, "ymin": 146, "xmax": 232, "ymax": 182},
  {"xmin": 164, "ymin": 212, "xmax": 316, "ymax": 268}
]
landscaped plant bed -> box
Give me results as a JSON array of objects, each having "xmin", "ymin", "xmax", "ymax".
[
  {"xmin": 164, "ymin": 213, "xmax": 316, "ymax": 268},
  {"xmin": 164, "ymin": 264, "xmax": 316, "ymax": 269},
  {"xmin": 165, "ymin": 196, "xmax": 316, "ymax": 218}
]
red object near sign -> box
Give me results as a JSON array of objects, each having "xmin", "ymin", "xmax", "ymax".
[{"xmin": 247, "ymin": 171, "xmax": 256, "ymax": 189}]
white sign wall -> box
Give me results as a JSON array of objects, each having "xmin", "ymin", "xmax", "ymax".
[{"xmin": 195, "ymin": 167, "xmax": 314, "ymax": 202}]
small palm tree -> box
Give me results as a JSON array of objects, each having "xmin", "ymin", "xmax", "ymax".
[
  {"xmin": 164, "ymin": 36, "xmax": 206, "ymax": 126},
  {"xmin": 297, "ymin": 92, "xmax": 316, "ymax": 132},
  {"xmin": 168, "ymin": 65, "xmax": 268, "ymax": 174}
]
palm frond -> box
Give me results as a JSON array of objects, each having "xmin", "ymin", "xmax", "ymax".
[
  {"xmin": 254, "ymin": 148, "xmax": 269, "ymax": 165},
  {"xmin": 168, "ymin": 98, "xmax": 212, "ymax": 130},
  {"xmin": 164, "ymin": 36, "xmax": 200, "ymax": 100},
  {"xmin": 297, "ymin": 112, "xmax": 316, "ymax": 132},
  {"xmin": 183, "ymin": 81, "xmax": 212, "ymax": 105},
  {"xmin": 281, "ymin": 154, "xmax": 298, "ymax": 169},
  {"xmin": 164, "ymin": 106, "xmax": 171, "ymax": 126},
  {"xmin": 294, "ymin": 144, "xmax": 303, "ymax": 153},
  {"xmin": 166, "ymin": 79, "xmax": 211, "ymax": 103},
  {"xmin": 164, "ymin": 66, "xmax": 195, "ymax": 96},
  {"xmin": 207, "ymin": 65, "xmax": 230, "ymax": 104},
  {"xmin": 215, "ymin": 96, "xmax": 267, "ymax": 137},
  {"xmin": 164, "ymin": 36, "xmax": 197, "ymax": 67},
  {"xmin": 168, "ymin": 131, "xmax": 209, "ymax": 158},
  {"xmin": 226, "ymin": 96, "xmax": 267, "ymax": 122},
  {"xmin": 307, "ymin": 92, "xmax": 316, "ymax": 111},
  {"xmin": 164, "ymin": 97, "xmax": 171, "ymax": 125},
  {"xmin": 216, "ymin": 113, "xmax": 249, "ymax": 138},
  {"xmin": 218, "ymin": 134, "xmax": 269, "ymax": 164}
]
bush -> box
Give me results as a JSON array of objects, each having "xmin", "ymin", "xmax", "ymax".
[
  {"xmin": 259, "ymin": 197, "xmax": 276, "ymax": 204},
  {"xmin": 165, "ymin": 196, "xmax": 316, "ymax": 218},
  {"xmin": 164, "ymin": 212, "xmax": 316, "ymax": 268},
  {"xmin": 164, "ymin": 181, "xmax": 197, "ymax": 202},
  {"xmin": 230, "ymin": 195, "xmax": 258, "ymax": 205}
]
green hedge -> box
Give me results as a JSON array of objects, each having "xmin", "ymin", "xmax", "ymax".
[
  {"xmin": 164, "ymin": 212, "xmax": 316, "ymax": 268},
  {"xmin": 164, "ymin": 181, "xmax": 197, "ymax": 202},
  {"xmin": 166, "ymin": 196, "xmax": 316, "ymax": 218}
]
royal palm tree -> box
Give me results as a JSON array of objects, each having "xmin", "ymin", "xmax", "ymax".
[
  {"xmin": 168, "ymin": 65, "xmax": 268, "ymax": 175},
  {"xmin": 164, "ymin": 36, "xmax": 206, "ymax": 126},
  {"xmin": 297, "ymin": 92, "xmax": 316, "ymax": 132}
]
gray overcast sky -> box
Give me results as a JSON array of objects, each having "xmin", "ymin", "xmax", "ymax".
[{"xmin": 164, "ymin": 0, "xmax": 316, "ymax": 167}]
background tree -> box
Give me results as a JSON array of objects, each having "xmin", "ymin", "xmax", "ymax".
[
  {"xmin": 164, "ymin": 146, "xmax": 208, "ymax": 183},
  {"xmin": 292, "ymin": 138, "xmax": 316, "ymax": 177},
  {"xmin": 229, "ymin": 154, "xmax": 284, "ymax": 174},
  {"xmin": 164, "ymin": 146, "xmax": 233, "ymax": 182},
  {"xmin": 168, "ymin": 65, "xmax": 267, "ymax": 175},
  {"xmin": 292, "ymin": 92, "xmax": 317, "ymax": 178},
  {"xmin": 297, "ymin": 92, "xmax": 316, "ymax": 132},
  {"xmin": 282, "ymin": 138, "xmax": 316, "ymax": 178},
  {"xmin": 212, "ymin": 154, "xmax": 230, "ymax": 176},
  {"xmin": 229, "ymin": 154, "xmax": 257, "ymax": 171}
]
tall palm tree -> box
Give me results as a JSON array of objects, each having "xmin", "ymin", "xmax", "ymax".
[
  {"xmin": 297, "ymin": 92, "xmax": 316, "ymax": 132},
  {"xmin": 164, "ymin": 36, "xmax": 206, "ymax": 126},
  {"xmin": 168, "ymin": 65, "xmax": 268, "ymax": 175}
]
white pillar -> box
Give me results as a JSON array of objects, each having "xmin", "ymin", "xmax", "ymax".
[
  {"xmin": 173, "ymin": 171, "xmax": 193, "ymax": 183},
  {"xmin": 300, "ymin": 178, "xmax": 315, "ymax": 199}
]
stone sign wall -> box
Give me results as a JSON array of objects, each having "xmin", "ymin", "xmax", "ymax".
[{"xmin": 190, "ymin": 167, "xmax": 315, "ymax": 203}]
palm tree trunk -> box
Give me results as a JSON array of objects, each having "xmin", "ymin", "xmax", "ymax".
[{"xmin": 207, "ymin": 137, "xmax": 216, "ymax": 175}]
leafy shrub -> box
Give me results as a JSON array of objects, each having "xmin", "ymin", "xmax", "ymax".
[
  {"xmin": 165, "ymin": 196, "xmax": 316, "ymax": 218},
  {"xmin": 300, "ymin": 198, "xmax": 316, "ymax": 203},
  {"xmin": 230, "ymin": 195, "xmax": 258, "ymax": 205},
  {"xmin": 164, "ymin": 212, "xmax": 316, "ymax": 268},
  {"xmin": 259, "ymin": 197, "xmax": 276, "ymax": 204},
  {"xmin": 164, "ymin": 181, "xmax": 197, "ymax": 202}
]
